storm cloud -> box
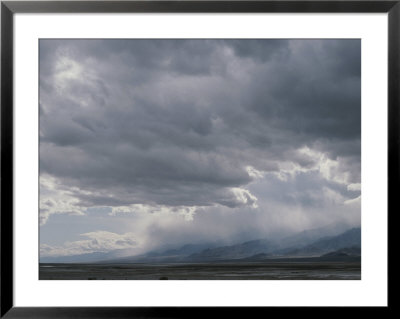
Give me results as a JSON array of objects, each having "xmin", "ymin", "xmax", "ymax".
[{"xmin": 39, "ymin": 39, "xmax": 361, "ymax": 255}]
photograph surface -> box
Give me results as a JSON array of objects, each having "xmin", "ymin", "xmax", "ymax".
[{"xmin": 39, "ymin": 39, "xmax": 361, "ymax": 280}]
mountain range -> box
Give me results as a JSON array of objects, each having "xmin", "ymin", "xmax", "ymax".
[
  {"xmin": 40, "ymin": 224, "xmax": 361, "ymax": 264},
  {"xmin": 186, "ymin": 227, "xmax": 360, "ymax": 261}
]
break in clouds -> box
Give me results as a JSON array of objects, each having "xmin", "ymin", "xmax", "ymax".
[{"xmin": 40, "ymin": 39, "xmax": 361, "ymax": 257}]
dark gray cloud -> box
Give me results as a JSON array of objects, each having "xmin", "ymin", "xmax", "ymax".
[{"xmin": 39, "ymin": 39, "xmax": 360, "ymax": 211}]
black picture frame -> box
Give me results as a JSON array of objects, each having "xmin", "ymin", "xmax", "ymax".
[{"xmin": 1, "ymin": 1, "xmax": 396, "ymax": 317}]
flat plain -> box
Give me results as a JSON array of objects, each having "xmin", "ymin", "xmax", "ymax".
[{"xmin": 39, "ymin": 261, "xmax": 361, "ymax": 280}]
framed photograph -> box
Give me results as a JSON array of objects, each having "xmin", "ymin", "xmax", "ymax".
[{"xmin": 1, "ymin": 0, "xmax": 396, "ymax": 317}]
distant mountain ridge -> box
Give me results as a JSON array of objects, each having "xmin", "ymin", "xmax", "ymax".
[
  {"xmin": 321, "ymin": 246, "xmax": 361, "ymax": 258},
  {"xmin": 187, "ymin": 239, "xmax": 278, "ymax": 261},
  {"xmin": 40, "ymin": 225, "xmax": 361, "ymax": 264},
  {"xmin": 273, "ymin": 227, "xmax": 361, "ymax": 257},
  {"xmin": 277, "ymin": 222, "xmax": 350, "ymax": 248},
  {"xmin": 186, "ymin": 227, "xmax": 361, "ymax": 261}
]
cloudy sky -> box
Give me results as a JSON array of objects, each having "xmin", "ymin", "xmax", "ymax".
[{"xmin": 39, "ymin": 39, "xmax": 361, "ymax": 258}]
